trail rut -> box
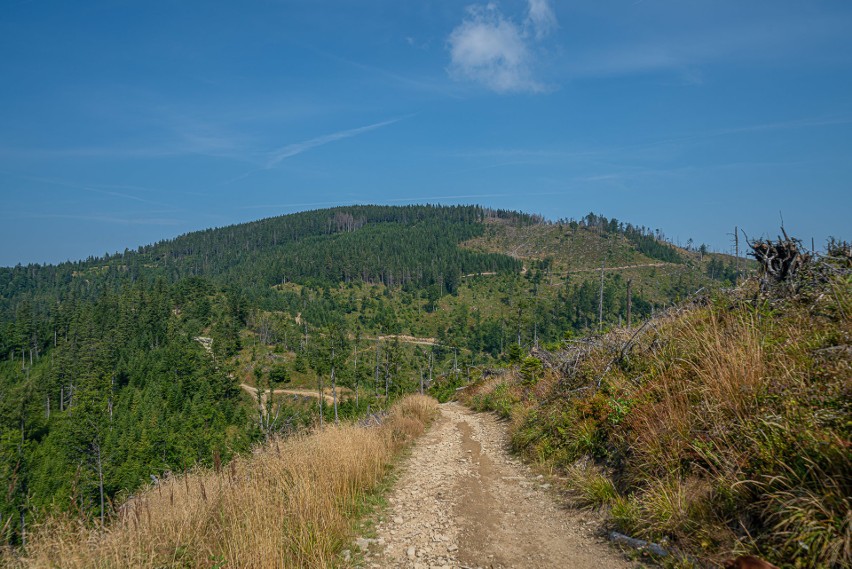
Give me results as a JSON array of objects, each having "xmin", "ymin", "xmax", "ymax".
[{"xmin": 357, "ymin": 403, "xmax": 633, "ymax": 569}]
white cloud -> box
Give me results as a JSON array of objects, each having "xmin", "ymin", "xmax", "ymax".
[
  {"xmin": 526, "ymin": 0, "xmax": 558, "ymax": 39},
  {"xmin": 447, "ymin": 1, "xmax": 558, "ymax": 93}
]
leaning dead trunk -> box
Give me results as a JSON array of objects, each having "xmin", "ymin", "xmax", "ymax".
[{"xmin": 331, "ymin": 343, "xmax": 338, "ymax": 425}]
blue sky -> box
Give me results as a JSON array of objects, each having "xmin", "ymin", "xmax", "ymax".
[{"xmin": 1, "ymin": 0, "xmax": 850, "ymax": 266}]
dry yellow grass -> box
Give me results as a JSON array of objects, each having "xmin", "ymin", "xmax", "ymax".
[{"xmin": 10, "ymin": 394, "xmax": 437, "ymax": 569}]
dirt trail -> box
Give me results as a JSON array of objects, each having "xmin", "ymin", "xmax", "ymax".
[{"xmin": 357, "ymin": 403, "xmax": 632, "ymax": 569}]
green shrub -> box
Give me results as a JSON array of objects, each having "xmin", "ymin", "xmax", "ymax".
[{"xmin": 566, "ymin": 465, "xmax": 619, "ymax": 509}]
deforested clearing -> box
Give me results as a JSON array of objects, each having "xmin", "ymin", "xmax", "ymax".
[{"xmin": 8, "ymin": 395, "xmax": 437, "ymax": 569}]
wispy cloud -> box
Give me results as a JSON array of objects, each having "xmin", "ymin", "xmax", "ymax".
[
  {"xmin": 566, "ymin": 13, "xmax": 851, "ymax": 80},
  {"xmin": 239, "ymin": 200, "xmax": 355, "ymax": 210},
  {"xmin": 0, "ymin": 101, "xmax": 350, "ymax": 165},
  {"xmin": 266, "ymin": 117, "xmax": 404, "ymax": 168},
  {"xmin": 386, "ymin": 193, "xmax": 511, "ymax": 202},
  {"xmin": 572, "ymin": 157, "xmax": 822, "ymax": 189},
  {"xmin": 5, "ymin": 173, "xmax": 175, "ymax": 208},
  {"xmin": 453, "ymin": 114, "xmax": 852, "ymax": 167},
  {"xmin": 0, "ymin": 144, "xmax": 185, "ymax": 160},
  {"xmin": 382, "ymin": 191, "xmax": 565, "ymax": 204},
  {"xmin": 300, "ymin": 43, "xmax": 466, "ymax": 99},
  {"xmin": 603, "ymin": 115, "xmax": 852, "ymax": 158},
  {"xmin": 9, "ymin": 212, "xmax": 183, "ymax": 226},
  {"xmin": 79, "ymin": 186, "xmax": 171, "ymax": 208},
  {"xmin": 446, "ymin": 0, "xmax": 557, "ymax": 93},
  {"xmin": 711, "ymin": 116, "xmax": 852, "ymax": 136},
  {"xmin": 451, "ymin": 147, "xmax": 598, "ymax": 160}
]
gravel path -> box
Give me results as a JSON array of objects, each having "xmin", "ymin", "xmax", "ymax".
[{"xmin": 356, "ymin": 402, "xmax": 633, "ymax": 569}]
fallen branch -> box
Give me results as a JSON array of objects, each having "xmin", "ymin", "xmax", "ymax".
[
  {"xmin": 609, "ymin": 531, "xmax": 702, "ymax": 566},
  {"xmin": 596, "ymin": 319, "xmax": 656, "ymax": 388},
  {"xmin": 609, "ymin": 531, "xmax": 669, "ymax": 558}
]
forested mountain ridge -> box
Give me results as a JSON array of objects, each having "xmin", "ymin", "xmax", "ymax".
[
  {"xmin": 0, "ymin": 204, "xmax": 743, "ymax": 546},
  {"xmin": 1, "ymin": 205, "xmax": 522, "ymax": 299}
]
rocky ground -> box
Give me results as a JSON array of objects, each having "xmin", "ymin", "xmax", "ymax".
[{"xmin": 353, "ymin": 402, "xmax": 635, "ymax": 569}]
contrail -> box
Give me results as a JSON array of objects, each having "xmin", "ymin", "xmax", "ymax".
[{"xmin": 266, "ymin": 117, "xmax": 405, "ymax": 168}]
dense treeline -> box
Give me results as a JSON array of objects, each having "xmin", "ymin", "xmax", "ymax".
[
  {"xmin": 133, "ymin": 204, "xmax": 523, "ymax": 288},
  {"xmin": 0, "ymin": 278, "xmax": 252, "ymax": 542},
  {"xmin": 0, "ymin": 205, "xmax": 524, "ymax": 356},
  {"xmin": 222, "ymin": 219, "xmax": 519, "ymax": 291}
]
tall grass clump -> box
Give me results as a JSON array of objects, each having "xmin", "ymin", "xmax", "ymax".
[
  {"xmin": 8, "ymin": 394, "xmax": 437, "ymax": 569},
  {"xmin": 460, "ymin": 267, "xmax": 850, "ymax": 568}
]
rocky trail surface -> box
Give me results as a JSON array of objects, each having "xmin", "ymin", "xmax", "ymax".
[{"xmin": 355, "ymin": 403, "xmax": 633, "ymax": 569}]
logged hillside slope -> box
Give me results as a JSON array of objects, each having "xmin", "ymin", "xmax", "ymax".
[
  {"xmin": 459, "ymin": 254, "xmax": 850, "ymax": 567},
  {"xmin": 464, "ymin": 213, "xmax": 743, "ymax": 307}
]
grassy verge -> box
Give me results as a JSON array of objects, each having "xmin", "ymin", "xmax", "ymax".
[
  {"xmin": 461, "ymin": 272, "xmax": 850, "ymax": 568},
  {"xmin": 7, "ymin": 395, "xmax": 438, "ymax": 568}
]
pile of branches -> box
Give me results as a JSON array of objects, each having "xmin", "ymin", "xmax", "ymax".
[
  {"xmin": 749, "ymin": 228, "xmax": 811, "ymax": 283},
  {"xmin": 748, "ymin": 231, "xmax": 850, "ymax": 317}
]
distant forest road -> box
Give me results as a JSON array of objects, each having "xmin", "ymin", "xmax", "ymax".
[
  {"xmin": 360, "ymin": 334, "xmax": 439, "ymax": 346},
  {"xmin": 358, "ymin": 403, "xmax": 632, "ymax": 568},
  {"xmin": 570, "ymin": 261, "xmax": 671, "ymax": 273},
  {"xmin": 239, "ymin": 383, "xmax": 345, "ymax": 405}
]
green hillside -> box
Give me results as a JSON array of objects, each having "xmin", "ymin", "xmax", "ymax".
[{"xmin": 0, "ymin": 204, "xmax": 746, "ymax": 546}]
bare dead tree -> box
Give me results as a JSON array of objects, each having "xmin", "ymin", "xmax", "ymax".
[
  {"xmin": 255, "ymin": 379, "xmax": 282, "ymax": 438},
  {"xmin": 317, "ymin": 363, "xmax": 324, "ymax": 428},
  {"xmin": 384, "ymin": 350, "xmax": 390, "ymax": 398},
  {"xmin": 331, "ymin": 339, "xmax": 338, "ymax": 425},
  {"xmin": 257, "ymin": 313, "xmax": 273, "ymax": 345},
  {"xmin": 627, "ymin": 278, "xmax": 633, "ymax": 328},
  {"xmin": 353, "ymin": 340, "xmax": 359, "ymax": 407},
  {"xmin": 93, "ymin": 438, "xmax": 105, "ymax": 526},
  {"xmin": 374, "ymin": 336, "xmax": 381, "ymax": 396},
  {"xmin": 454, "ymin": 348, "xmax": 459, "ymax": 381},
  {"xmin": 735, "ymin": 225, "xmax": 740, "ymax": 275},
  {"xmin": 598, "ymin": 258, "xmax": 605, "ymax": 332}
]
